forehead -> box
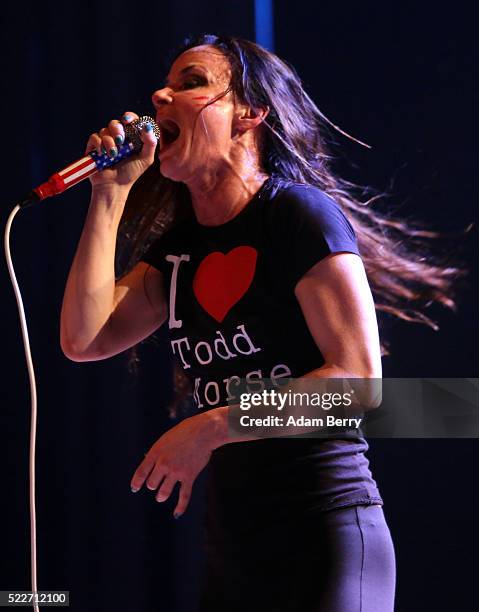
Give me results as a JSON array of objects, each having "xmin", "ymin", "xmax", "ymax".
[{"xmin": 167, "ymin": 45, "xmax": 231, "ymax": 82}]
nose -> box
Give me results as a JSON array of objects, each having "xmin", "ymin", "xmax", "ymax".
[{"xmin": 151, "ymin": 87, "xmax": 174, "ymax": 108}]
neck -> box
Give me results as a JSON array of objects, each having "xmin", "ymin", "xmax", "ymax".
[{"xmin": 185, "ymin": 156, "xmax": 269, "ymax": 227}]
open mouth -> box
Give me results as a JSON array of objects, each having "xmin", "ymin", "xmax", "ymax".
[{"xmin": 159, "ymin": 119, "xmax": 181, "ymax": 147}]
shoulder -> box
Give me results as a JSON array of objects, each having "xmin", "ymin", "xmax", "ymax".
[
  {"xmin": 259, "ymin": 179, "xmax": 361, "ymax": 289},
  {"xmin": 272, "ymin": 179, "xmax": 346, "ymax": 211},
  {"xmin": 263, "ymin": 179, "xmax": 357, "ymax": 241}
]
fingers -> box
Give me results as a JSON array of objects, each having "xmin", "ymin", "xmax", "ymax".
[
  {"xmin": 130, "ymin": 456, "xmax": 192, "ymax": 518},
  {"xmin": 85, "ymin": 126, "xmax": 119, "ymax": 158},
  {"xmin": 108, "ymin": 119, "xmax": 125, "ymax": 146},
  {"xmin": 120, "ymin": 111, "xmax": 139, "ymax": 125},
  {"xmin": 131, "ymin": 457, "xmax": 190, "ymax": 517},
  {"xmin": 174, "ymin": 481, "xmax": 192, "ymax": 518},
  {"xmin": 146, "ymin": 463, "xmax": 167, "ymax": 491},
  {"xmin": 121, "ymin": 111, "xmax": 157, "ymax": 160},
  {"xmin": 130, "ymin": 455, "xmax": 156, "ymax": 492},
  {"xmin": 155, "ymin": 475, "xmax": 177, "ymax": 502},
  {"xmin": 99, "ymin": 127, "xmax": 118, "ymax": 158},
  {"xmin": 85, "ymin": 132, "xmax": 102, "ymax": 156},
  {"xmin": 84, "ymin": 111, "xmax": 142, "ymax": 158},
  {"xmin": 134, "ymin": 121, "xmax": 158, "ymax": 162}
]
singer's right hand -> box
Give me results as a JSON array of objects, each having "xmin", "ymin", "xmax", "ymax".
[{"xmin": 85, "ymin": 112, "xmax": 158, "ymax": 192}]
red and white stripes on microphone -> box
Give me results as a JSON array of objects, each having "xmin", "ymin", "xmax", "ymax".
[{"xmin": 58, "ymin": 155, "xmax": 98, "ymax": 187}]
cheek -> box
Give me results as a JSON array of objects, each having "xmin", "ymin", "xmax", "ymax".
[
  {"xmin": 191, "ymin": 96, "xmax": 211, "ymax": 106},
  {"xmin": 194, "ymin": 104, "xmax": 233, "ymax": 142}
]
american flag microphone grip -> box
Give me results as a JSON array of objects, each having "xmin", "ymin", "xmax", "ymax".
[{"xmin": 20, "ymin": 116, "xmax": 161, "ymax": 208}]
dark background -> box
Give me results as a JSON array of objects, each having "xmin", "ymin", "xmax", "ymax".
[{"xmin": 1, "ymin": 2, "xmax": 477, "ymax": 611}]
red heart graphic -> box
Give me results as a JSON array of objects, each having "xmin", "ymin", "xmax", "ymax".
[{"xmin": 193, "ymin": 246, "xmax": 258, "ymax": 322}]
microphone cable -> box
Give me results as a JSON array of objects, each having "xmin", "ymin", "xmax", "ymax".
[
  {"xmin": 4, "ymin": 115, "xmax": 161, "ymax": 611},
  {"xmin": 4, "ymin": 204, "xmax": 40, "ymax": 612}
]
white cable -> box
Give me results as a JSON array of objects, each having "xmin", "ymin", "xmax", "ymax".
[{"xmin": 4, "ymin": 204, "xmax": 40, "ymax": 612}]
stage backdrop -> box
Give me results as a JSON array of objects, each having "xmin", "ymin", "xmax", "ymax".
[{"xmin": 1, "ymin": 2, "xmax": 477, "ymax": 611}]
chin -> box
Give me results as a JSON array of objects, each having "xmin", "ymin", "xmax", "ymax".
[
  {"xmin": 159, "ymin": 155, "xmax": 186, "ymax": 182},
  {"xmin": 160, "ymin": 153, "xmax": 203, "ymax": 185}
]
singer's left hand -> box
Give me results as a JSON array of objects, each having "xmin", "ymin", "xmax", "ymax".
[{"xmin": 130, "ymin": 411, "xmax": 222, "ymax": 517}]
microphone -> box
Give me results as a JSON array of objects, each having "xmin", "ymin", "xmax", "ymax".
[{"xmin": 18, "ymin": 116, "xmax": 161, "ymax": 208}]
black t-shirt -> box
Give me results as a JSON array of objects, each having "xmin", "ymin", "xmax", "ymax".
[
  {"xmin": 141, "ymin": 177, "xmax": 362, "ymax": 403},
  {"xmin": 141, "ymin": 177, "xmax": 383, "ymax": 531}
]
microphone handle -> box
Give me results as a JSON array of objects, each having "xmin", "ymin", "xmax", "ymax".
[
  {"xmin": 19, "ymin": 142, "xmax": 135, "ymax": 209},
  {"xmin": 34, "ymin": 142, "xmax": 135, "ymax": 201},
  {"xmin": 18, "ymin": 115, "xmax": 160, "ymax": 209}
]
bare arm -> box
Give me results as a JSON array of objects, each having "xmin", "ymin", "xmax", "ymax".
[
  {"xmin": 293, "ymin": 252, "xmax": 382, "ymax": 379},
  {"xmin": 60, "ymin": 189, "xmax": 167, "ymax": 361},
  {"xmin": 60, "ymin": 111, "xmax": 164, "ymax": 361},
  {"xmin": 208, "ymin": 251, "xmax": 382, "ymax": 444}
]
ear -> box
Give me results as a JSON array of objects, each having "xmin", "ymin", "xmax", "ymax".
[{"xmin": 233, "ymin": 105, "xmax": 270, "ymax": 136}]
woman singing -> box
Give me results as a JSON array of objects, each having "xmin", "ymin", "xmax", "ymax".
[{"xmin": 60, "ymin": 33, "xmax": 459, "ymax": 611}]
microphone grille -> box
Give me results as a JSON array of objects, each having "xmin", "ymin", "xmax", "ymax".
[{"xmin": 124, "ymin": 116, "xmax": 161, "ymax": 152}]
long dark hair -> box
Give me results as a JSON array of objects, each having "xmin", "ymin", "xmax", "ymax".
[{"xmin": 117, "ymin": 34, "xmax": 466, "ymax": 407}]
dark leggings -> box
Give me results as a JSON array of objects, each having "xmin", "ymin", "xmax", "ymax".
[
  {"xmin": 199, "ymin": 504, "xmax": 396, "ymax": 612},
  {"xmin": 312, "ymin": 504, "xmax": 396, "ymax": 611}
]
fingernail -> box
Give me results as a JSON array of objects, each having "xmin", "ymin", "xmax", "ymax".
[
  {"xmin": 123, "ymin": 113, "xmax": 132, "ymax": 122},
  {"xmin": 174, "ymin": 513, "xmax": 181, "ymax": 519},
  {"xmin": 114, "ymin": 134, "xmax": 124, "ymax": 145},
  {"xmin": 101, "ymin": 145, "xmax": 107, "ymax": 155},
  {"xmin": 144, "ymin": 122, "xmax": 153, "ymax": 132},
  {"xmin": 131, "ymin": 486, "xmax": 139, "ymax": 492},
  {"xmin": 110, "ymin": 147, "xmax": 118, "ymax": 157}
]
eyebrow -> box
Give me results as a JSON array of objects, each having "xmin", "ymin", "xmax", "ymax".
[{"xmin": 164, "ymin": 64, "xmax": 208, "ymax": 86}]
